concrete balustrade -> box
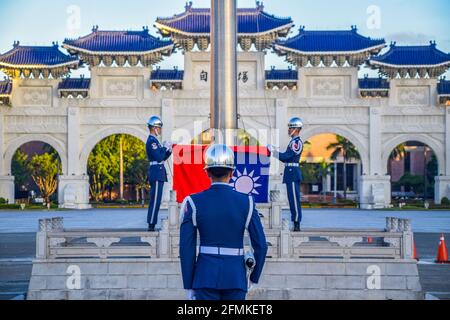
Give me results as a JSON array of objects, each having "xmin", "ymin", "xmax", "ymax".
[{"xmin": 28, "ymin": 191, "xmax": 423, "ymax": 300}]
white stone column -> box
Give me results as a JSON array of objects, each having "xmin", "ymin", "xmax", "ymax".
[
  {"xmin": 369, "ymin": 107, "xmax": 382, "ymax": 176},
  {"xmin": 359, "ymin": 107, "xmax": 391, "ymax": 209},
  {"xmin": 326, "ymin": 175, "xmax": 332, "ymax": 193},
  {"xmin": 0, "ymin": 113, "xmax": 14, "ymax": 203},
  {"xmin": 58, "ymin": 104, "xmax": 91, "ymax": 209},
  {"xmin": 435, "ymin": 107, "xmax": 450, "ymax": 204},
  {"xmin": 271, "ymin": 99, "xmax": 288, "ymax": 203}
]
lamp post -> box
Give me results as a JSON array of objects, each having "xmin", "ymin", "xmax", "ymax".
[{"xmin": 333, "ymin": 161, "xmax": 338, "ymax": 204}]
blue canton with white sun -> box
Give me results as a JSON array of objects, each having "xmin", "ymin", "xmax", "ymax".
[{"xmin": 229, "ymin": 152, "xmax": 270, "ymax": 203}]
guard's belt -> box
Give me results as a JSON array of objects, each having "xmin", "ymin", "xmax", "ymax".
[
  {"xmin": 149, "ymin": 162, "xmax": 163, "ymax": 166},
  {"xmin": 200, "ymin": 246, "xmax": 244, "ymax": 256},
  {"xmin": 286, "ymin": 163, "xmax": 300, "ymax": 167}
]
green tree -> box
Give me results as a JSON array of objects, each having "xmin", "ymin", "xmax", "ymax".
[
  {"xmin": 316, "ymin": 161, "xmax": 332, "ymax": 200},
  {"xmin": 327, "ymin": 136, "xmax": 360, "ymax": 199},
  {"xmin": 394, "ymin": 173, "xmax": 424, "ymax": 194},
  {"xmin": 127, "ymin": 158, "xmax": 150, "ymax": 204},
  {"xmin": 88, "ymin": 136, "xmax": 119, "ymax": 201},
  {"xmin": 28, "ymin": 153, "xmax": 61, "ymax": 204},
  {"xmin": 12, "ymin": 150, "xmax": 30, "ymax": 191},
  {"xmin": 88, "ymin": 134, "xmax": 146, "ymax": 202}
]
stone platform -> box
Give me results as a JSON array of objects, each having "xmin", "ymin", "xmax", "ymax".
[{"xmin": 27, "ymin": 199, "xmax": 423, "ymax": 300}]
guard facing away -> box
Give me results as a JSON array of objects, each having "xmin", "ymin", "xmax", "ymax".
[
  {"xmin": 146, "ymin": 116, "xmax": 173, "ymax": 232},
  {"xmin": 268, "ymin": 117, "xmax": 304, "ymax": 232},
  {"xmin": 180, "ymin": 144, "xmax": 268, "ymax": 301}
]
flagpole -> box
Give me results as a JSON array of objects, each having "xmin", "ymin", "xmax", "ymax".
[{"xmin": 210, "ymin": 0, "xmax": 238, "ymax": 146}]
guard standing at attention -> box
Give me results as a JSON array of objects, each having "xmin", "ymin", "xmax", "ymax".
[
  {"xmin": 268, "ymin": 117, "xmax": 304, "ymax": 232},
  {"xmin": 179, "ymin": 144, "xmax": 268, "ymax": 301},
  {"xmin": 146, "ymin": 116, "xmax": 173, "ymax": 232}
]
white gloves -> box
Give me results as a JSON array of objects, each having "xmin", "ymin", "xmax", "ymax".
[
  {"xmin": 186, "ymin": 289, "xmax": 196, "ymax": 300},
  {"xmin": 267, "ymin": 145, "xmax": 277, "ymax": 154},
  {"xmin": 163, "ymin": 141, "xmax": 173, "ymax": 152}
]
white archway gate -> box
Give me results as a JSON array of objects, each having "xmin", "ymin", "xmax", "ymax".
[{"xmin": 0, "ymin": 53, "xmax": 448, "ymax": 209}]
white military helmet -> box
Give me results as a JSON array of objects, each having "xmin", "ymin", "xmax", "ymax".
[
  {"xmin": 147, "ymin": 116, "xmax": 163, "ymax": 128},
  {"xmin": 204, "ymin": 144, "xmax": 235, "ymax": 170},
  {"xmin": 288, "ymin": 117, "xmax": 304, "ymax": 129}
]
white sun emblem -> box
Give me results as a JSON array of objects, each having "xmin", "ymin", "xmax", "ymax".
[{"xmin": 230, "ymin": 168, "xmax": 262, "ymax": 195}]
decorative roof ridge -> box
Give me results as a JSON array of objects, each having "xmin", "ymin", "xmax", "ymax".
[
  {"xmin": 371, "ymin": 41, "xmax": 450, "ymax": 62},
  {"xmin": 0, "ymin": 42, "xmax": 78, "ymax": 65},
  {"xmin": 280, "ymin": 26, "xmax": 385, "ymax": 44},
  {"xmin": 64, "ymin": 26, "xmax": 168, "ymax": 43},
  {"xmin": 1, "ymin": 41, "xmax": 67, "ymax": 55},
  {"xmin": 156, "ymin": 3, "xmax": 292, "ymax": 23}
]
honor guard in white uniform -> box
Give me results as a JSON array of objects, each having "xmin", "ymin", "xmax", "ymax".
[
  {"xmin": 146, "ymin": 116, "xmax": 173, "ymax": 232},
  {"xmin": 268, "ymin": 117, "xmax": 304, "ymax": 231},
  {"xmin": 179, "ymin": 144, "xmax": 268, "ymax": 300}
]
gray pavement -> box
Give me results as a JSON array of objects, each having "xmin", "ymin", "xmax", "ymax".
[
  {"xmin": 1, "ymin": 208, "xmax": 450, "ymax": 233},
  {"xmin": 0, "ymin": 208, "xmax": 449, "ymax": 300}
]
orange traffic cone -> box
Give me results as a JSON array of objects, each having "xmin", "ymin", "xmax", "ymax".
[{"xmin": 436, "ymin": 234, "xmax": 449, "ymax": 264}]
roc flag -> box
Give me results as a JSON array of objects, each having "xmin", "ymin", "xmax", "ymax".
[{"xmin": 173, "ymin": 145, "xmax": 271, "ymax": 203}]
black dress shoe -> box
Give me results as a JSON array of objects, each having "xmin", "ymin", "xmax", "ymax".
[
  {"xmin": 293, "ymin": 222, "xmax": 301, "ymax": 232},
  {"xmin": 148, "ymin": 224, "xmax": 155, "ymax": 232}
]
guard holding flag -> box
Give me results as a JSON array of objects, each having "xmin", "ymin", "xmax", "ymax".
[
  {"xmin": 146, "ymin": 116, "xmax": 173, "ymax": 232},
  {"xmin": 268, "ymin": 117, "xmax": 304, "ymax": 232},
  {"xmin": 179, "ymin": 144, "xmax": 268, "ymax": 301}
]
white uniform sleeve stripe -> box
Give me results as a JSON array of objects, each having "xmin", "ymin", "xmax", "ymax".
[
  {"xmin": 245, "ymin": 196, "xmax": 254, "ymax": 230},
  {"xmin": 186, "ymin": 196, "xmax": 197, "ymax": 227},
  {"xmin": 179, "ymin": 197, "xmax": 189, "ymax": 224}
]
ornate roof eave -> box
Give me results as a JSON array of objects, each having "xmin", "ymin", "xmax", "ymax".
[
  {"xmin": 369, "ymin": 63, "xmax": 450, "ymax": 79},
  {"xmin": 265, "ymin": 79, "xmax": 297, "ymax": 83},
  {"xmin": 58, "ymin": 88, "xmax": 90, "ymax": 92},
  {"xmin": 0, "ymin": 60, "xmax": 79, "ymax": 70},
  {"xmin": 369, "ymin": 60, "xmax": 450, "ymax": 69},
  {"xmin": 151, "ymin": 79, "xmax": 183, "ymax": 83},
  {"xmin": 274, "ymin": 43, "xmax": 386, "ymax": 57},
  {"xmin": 359, "ymin": 88, "xmax": 389, "ymax": 92},
  {"xmin": 0, "ymin": 63, "xmax": 79, "ymax": 79},
  {"xmin": 62, "ymin": 43, "xmax": 174, "ymax": 57},
  {"xmin": 155, "ymin": 21, "xmax": 294, "ymax": 38}
]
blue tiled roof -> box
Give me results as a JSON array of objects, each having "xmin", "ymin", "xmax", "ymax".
[
  {"xmin": 0, "ymin": 42, "xmax": 78, "ymax": 67},
  {"xmin": 64, "ymin": 27, "xmax": 173, "ymax": 53},
  {"xmin": 359, "ymin": 77, "xmax": 390, "ymax": 90},
  {"xmin": 151, "ymin": 69, "xmax": 184, "ymax": 81},
  {"xmin": 265, "ymin": 69, "xmax": 298, "ymax": 81},
  {"xmin": 370, "ymin": 42, "xmax": 450, "ymax": 66},
  {"xmin": 58, "ymin": 78, "xmax": 91, "ymax": 90},
  {"xmin": 276, "ymin": 27, "xmax": 385, "ymax": 53},
  {"xmin": 438, "ymin": 80, "xmax": 450, "ymax": 95},
  {"xmin": 156, "ymin": 4, "xmax": 293, "ymax": 35},
  {"xmin": 0, "ymin": 81, "xmax": 12, "ymax": 95}
]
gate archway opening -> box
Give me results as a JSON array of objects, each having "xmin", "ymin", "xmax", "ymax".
[
  {"xmin": 87, "ymin": 134, "xmax": 148, "ymax": 204},
  {"xmin": 11, "ymin": 141, "xmax": 62, "ymax": 205},
  {"xmin": 301, "ymin": 133, "xmax": 363, "ymax": 204},
  {"xmin": 387, "ymin": 141, "xmax": 438, "ymax": 203}
]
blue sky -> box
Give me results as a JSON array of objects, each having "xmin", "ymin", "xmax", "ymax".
[{"xmin": 0, "ymin": 0, "xmax": 449, "ymax": 78}]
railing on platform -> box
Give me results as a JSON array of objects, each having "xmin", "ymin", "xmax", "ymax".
[{"xmin": 36, "ymin": 215, "xmax": 414, "ymax": 261}]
